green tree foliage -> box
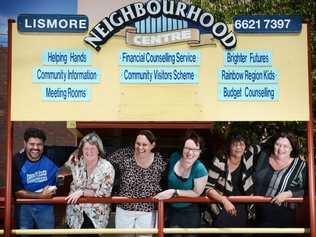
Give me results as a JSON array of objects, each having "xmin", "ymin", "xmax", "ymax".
[
  {"xmin": 191, "ymin": 0, "xmax": 316, "ymax": 153},
  {"xmin": 192, "ymin": 0, "xmax": 315, "ymax": 24},
  {"xmin": 211, "ymin": 122, "xmax": 307, "ymax": 155}
]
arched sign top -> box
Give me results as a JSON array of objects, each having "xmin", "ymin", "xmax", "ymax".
[{"xmin": 84, "ymin": 0, "xmax": 237, "ymax": 51}]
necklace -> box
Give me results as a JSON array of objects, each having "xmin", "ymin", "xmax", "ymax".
[
  {"xmin": 228, "ymin": 156, "xmax": 241, "ymax": 166},
  {"xmin": 135, "ymin": 153, "xmax": 154, "ymax": 168},
  {"xmin": 227, "ymin": 156, "xmax": 241, "ymax": 173},
  {"xmin": 269, "ymin": 156, "xmax": 292, "ymax": 170},
  {"xmin": 86, "ymin": 158, "xmax": 98, "ymax": 176},
  {"xmin": 176, "ymin": 159, "xmax": 191, "ymax": 178}
]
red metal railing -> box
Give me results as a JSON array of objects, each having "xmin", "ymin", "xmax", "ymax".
[
  {"xmin": 4, "ymin": 195, "xmax": 304, "ymax": 236},
  {"xmin": 14, "ymin": 195, "xmax": 304, "ymax": 204}
]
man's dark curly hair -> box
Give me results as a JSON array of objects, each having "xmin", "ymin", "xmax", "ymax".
[{"xmin": 24, "ymin": 128, "xmax": 47, "ymax": 143}]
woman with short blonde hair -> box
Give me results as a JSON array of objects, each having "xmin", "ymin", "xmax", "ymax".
[{"xmin": 65, "ymin": 132, "xmax": 115, "ymax": 235}]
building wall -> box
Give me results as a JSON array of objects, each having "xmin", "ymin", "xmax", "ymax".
[{"xmin": 0, "ymin": 47, "xmax": 76, "ymax": 186}]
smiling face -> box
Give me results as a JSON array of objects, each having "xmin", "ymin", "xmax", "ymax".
[
  {"xmin": 24, "ymin": 137, "xmax": 44, "ymax": 161},
  {"xmin": 229, "ymin": 141, "xmax": 246, "ymax": 159},
  {"xmin": 274, "ymin": 137, "xmax": 293, "ymax": 159},
  {"xmin": 181, "ymin": 139, "xmax": 201, "ymax": 167},
  {"xmin": 82, "ymin": 142, "xmax": 99, "ymax": 162},
  {"xmin": 134, "ymin": 134, "xmax": 155, "ymax": 159}
]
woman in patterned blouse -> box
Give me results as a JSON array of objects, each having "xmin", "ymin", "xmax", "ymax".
[
  {"xmin": 255, "ymin": 131, "xmax": 306, "ymax": 228},
  {"xmin": 65, "ymin": 132, "xmax": 115, "ymax": 235},
  {"xmin": 108, "ymin": 130, "xmax": 166, "ymax": 237}
]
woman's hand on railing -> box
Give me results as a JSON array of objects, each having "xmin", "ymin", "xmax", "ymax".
[
  {"xmin": 271, "ymin": 191, "xmax": 293, "ymax": 206},
  {"xmin": 154, "ymin": 189, "xmax": 175, "ymax": 200},
  {"xmin": 65, "ymin": 190, "xmax": 83, "ymax": 204},
  {"xmin": 222, "ymin": 197, "xmax": 237, "ymax": 216}
]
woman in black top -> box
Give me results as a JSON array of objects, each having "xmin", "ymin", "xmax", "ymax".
[{"xmin": 255, "ymin": 132, "xmax": 306, "ymax": 227}]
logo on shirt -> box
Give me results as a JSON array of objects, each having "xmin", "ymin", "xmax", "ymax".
[{"xmin": 26, "ymin": 170, "xmax": 48, "ymax": 184}]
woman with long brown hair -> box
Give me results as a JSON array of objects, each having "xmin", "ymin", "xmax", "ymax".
[{"xmin": 108, "ymin": 130, "xmax": 166, "ymax": 237}]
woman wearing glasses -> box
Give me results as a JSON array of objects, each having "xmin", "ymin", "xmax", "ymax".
[
  {"xmin": 205, "ymin": 133, "xmax": 261, "ymax": 232},
  {"xmin": 155, "ymin": 130, "xmax": 208, "ymax": 237}
]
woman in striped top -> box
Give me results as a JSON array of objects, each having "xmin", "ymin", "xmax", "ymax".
[
  {"xmin": 255, "ymin": 131, "xmax": 306, "ymax": 227},
  {"xmin": 205, "ymin": 133, "xmax": 261, "ymax": 230}
]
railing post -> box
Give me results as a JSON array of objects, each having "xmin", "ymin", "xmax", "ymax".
[
  {"xmin": 158, "ymin": 200, "xmax": 164, "ymax": 237},
  {"xmin": 307, "ymin": 121, "xmax": 315, "ymax": 237},
  {"xmin": 4, "ymin": 19, "xmax": 14, "ymax": 237},
  {"xmin": 307, "ymin": 21, "xmax": 315, "ymax": 237}
]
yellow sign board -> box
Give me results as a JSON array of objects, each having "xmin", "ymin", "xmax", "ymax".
[{"xmin": 11, "ymin": 21, "xmax": 309, "ymax": 121}]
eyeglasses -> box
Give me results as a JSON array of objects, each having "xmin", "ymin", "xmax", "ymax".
[
  {"xmin": 231, "ymin": 142, "xmax": 246, "ymax": 147},
  {"xmin": 183, "ymin": 147, "xmax": 201, "ymax": 153}
]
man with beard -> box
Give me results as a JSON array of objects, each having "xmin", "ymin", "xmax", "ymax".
[{"xmin": 13, "ymin": 128, "xmax": 74, "ymax": 232}]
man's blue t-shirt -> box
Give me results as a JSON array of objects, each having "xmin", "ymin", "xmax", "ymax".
[
  {"xmin": 19, "ymin": 155, "xmax": 58, "ymax": 192},
  {"xmin": 168, "ymin": 152, "xmax": 207, "ymax": 208},
  {"xmin": 13, "ymin": 147, "xmax": 75, "ymax": 208}
]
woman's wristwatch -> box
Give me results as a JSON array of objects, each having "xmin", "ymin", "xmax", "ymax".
[{"xmin": 173, "ymin": 189, "xmax": 179, "ymax": 197}]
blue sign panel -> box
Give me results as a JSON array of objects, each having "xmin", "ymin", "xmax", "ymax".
[
  {"xmin": 120, "ymin": 51, "xmax": 200, "ymax": 66},
  {"xmin": 42, "ymin": 86, "xmax": 91, "ymax": 101},
  {"xmin": 218, "ymin": 68, "xmax": 278, "ymax": 83},
  {"xmin": 233, "ymin": 15, "xmax": 301, "ymax": 33},
  {"xmin": 120, "ymin": 67, "xmax": 199, "ymax": 84},
  {"xmin": 218, "ymin": 85, "xmax": 279, "ymax": 101},
  {"xmin": 33, "ymin": 67, "xmax": 100, "ymax": 83},
  {"xmin": 43, "ymin": 49, "xmax": 92, "ymax": 65},
  {"xmin": 224, "ymin": 51, "xmax": 272, "ymax": 66},
  {"xmin": 17, "ymin": 14, "xmax": 89, "ymax": 32}
]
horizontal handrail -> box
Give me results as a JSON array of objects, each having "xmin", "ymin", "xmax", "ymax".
[
  {"xmin": 164, "ymin": 227, "xmax": 310, "ymax": 234},
  {"xmin": 0, "ymin": 196, "xmax": 308, "ymax": 236},
  {"xmin": 12, "ymin": 228, "xmax": 157, "ymax": 235},
  {"xmin": 13, "ymin": 195, "xmax": 304, "ymax": 204},
  {"xmin": 3, "ymin": 227, "xmax": 310, "ymax": 235}
]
